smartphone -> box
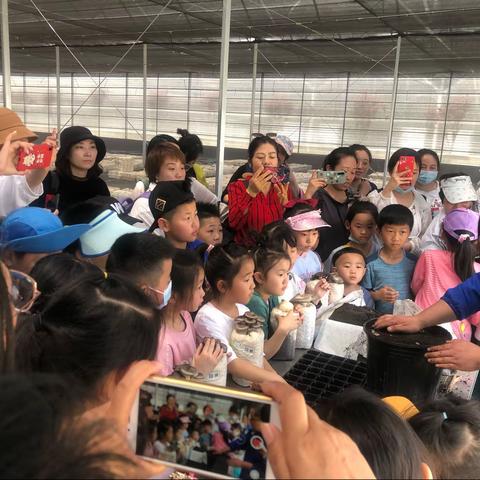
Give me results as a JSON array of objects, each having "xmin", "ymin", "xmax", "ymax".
[
  {"xmin": 17, "ymin": 144, "xmax": 53, "ymax": 171},
  {"xmin": 316, "ymin": 170, "xmax": 347, "ymax": 184},
  {"xmin": 397, "ymin": 156, "xmax": 415, "ymax": 175},
  {"xmin": 265, "ymin": 165, "xmax": 290, "ymax": 185},
  {"xmin": 128, "ymin": 376, "xmax": 280, "ymax": 480}
]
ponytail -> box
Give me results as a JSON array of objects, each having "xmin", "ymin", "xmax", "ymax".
[
  {"xmin": 177, "ymin": 128, "xmax": 189, "ymax": 137},
  {"xmin": 445, "ymin": 231, "xmax": 476, "ymax": 281}
]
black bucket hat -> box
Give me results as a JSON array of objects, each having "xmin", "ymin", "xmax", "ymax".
[{"xmin": 56, "ymin": 126, "xmax": 106, "ymax": 166}]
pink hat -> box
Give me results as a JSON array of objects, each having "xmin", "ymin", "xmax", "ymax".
[{"xmin": 285, "ymin": 210, "xmax": 330, "ymax": 231}]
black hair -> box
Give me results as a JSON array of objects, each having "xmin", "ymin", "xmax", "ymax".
[
  {"xmin": 169, "ymin": 249, "xmax": 203, "ymax": 305},
  {"xmin": 247, "ymin": 136, "xmax": 278, "ymax": 162},
  {"xmin": 205, "ymin": 243, "xmax": 252, "ymax": 297},
  {"xmin": 409, "ymin": 396, "xmax": 480, "ymax": 479},
  {"xmin": 157, "ymin": 420, "xmax": 173, "ymax": 441},
  {"xmin": 315, "ymin": 386, "xmax": 426, "ymax": 479},
  {"xmin": 438, "ymin": 172, "xmax": 469, "ymax": 203},
  {"xmin": 197, "ymin": 202, "xmax": 220, "ymax": 221},
  {"xmin": 323, "ymin": 147, "xmax": 357, "ymax": 171},
  {"xmin": 252, "ymin": 247, "xmax": 290, "ymax": 283},
  {"xmin": 331, "ymin": 246, "xmax": 367, "ymax": 267},
  {"xmin": 377, "ymin": 204, "xmax": 414, "ymax": 231},
  {"xmin": 147, "ymin": 134, "xmax": 179, "ymax": 156},
  {"xmin": 30, "ymin": 253, "xmax": 101, "ymax": 313},
  {"xmin": 387, "ymin": 148, "xmax": 420, "ymax": 174},
  {"xmin": 15, "ymin": 272, "xmax": 161, "ymax": 402},
  {"xmin": 443, "ymin": 227, "xmax": 478, "ymax": 282},
  {"xmin": 0, "ymin": 261, "xmax": 14, "ymax": 374},
  {"xmin": 56, "ymin": 142, "xmax": 103, "ymax": 179},
  {"xmin": 349, "ymin": 144, "xmax": 372, "ymax": 163},
  {"xmin": 106, "ymin": 233, "xmax": 175, "ymax": 285},
  {"xmin": 177, "ymin": 128, "xmax": 203, "ymax": 164},
  {"xmin": 0, "ymin": 373, "xmax": 136, "ymax": 478},
  {"xmin": 258, "ymin": 220, "xmax": 297, "ymax": 251},
  {"xmin": 417, "ymin": 148, "xmax": 440, "ymax": 170},
  {"xmin": 283, "ymin": 202, "xmax": 316, "ymax": 220},
  {"xmin": 345, "ymin": 200, "xmax": 379, "ymax": 224}
]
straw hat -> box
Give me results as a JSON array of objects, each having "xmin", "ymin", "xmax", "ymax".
[{"xmin": 0, "ymin": 107, "xmax": 37, "ymax": 145}]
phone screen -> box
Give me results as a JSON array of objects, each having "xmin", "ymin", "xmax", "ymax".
[{"xmin": 135, "ymin": 380, "xmax": 273, "ymax": 479}]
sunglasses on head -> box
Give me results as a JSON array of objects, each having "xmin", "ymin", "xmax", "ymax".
[
  {"xmin": 8, "ymin": 270, "xmax": 40, "ymax": 312},
  {"xmin": 251, "ymin": 132, "xmax": 277, "ymax": 139}
]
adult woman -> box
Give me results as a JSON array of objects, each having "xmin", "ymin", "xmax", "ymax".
[
  {"xmin": 228, "ymin": 136, "xmax": 293, "ymax": 246},
  {"xmin": 304, "ymin": 147, "xmax": 357, "ymax": 261},
  {"xmin": 368, "ymin": 148, "xmax": 431, "ymax": 241},
  {"xmin": 31, "ymin": 126, "xmax": 109, "ymax": 213},
  {"xmin": 349, "ymin": 144, "xmax": 377, "ymax": 197},
  {"xmin": 414, "ymin": 148, "xmax": 441, "ymax": 216}
]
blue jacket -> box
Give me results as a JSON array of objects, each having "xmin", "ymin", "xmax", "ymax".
[{"xmin": 443, "ymin": 272, "xmax": 480, "ymax": 320}]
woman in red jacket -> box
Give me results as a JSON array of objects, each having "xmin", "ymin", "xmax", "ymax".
[{"xmin": 228, "ymin": 136, "xmax": 294, "ymax": 246}]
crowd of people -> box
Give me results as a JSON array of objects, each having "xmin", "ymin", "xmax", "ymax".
[{"xmin": 1, "ymin": 105, "xmax": 480, "ymax": 478}]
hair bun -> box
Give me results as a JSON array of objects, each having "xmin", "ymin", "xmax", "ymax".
[{"xmin": 177, "ymin": 128, "xmax": 189, "ymax": 137}]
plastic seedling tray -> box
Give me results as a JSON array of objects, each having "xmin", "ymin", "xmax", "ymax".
[{"xmin": 283, "ymin": 350, "xmax": 367, "ymax": 408}]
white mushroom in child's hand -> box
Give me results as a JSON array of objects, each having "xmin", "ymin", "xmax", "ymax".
[{"xmin": 278, "ymin": 300, "xmax": 294, "ymax": 313}]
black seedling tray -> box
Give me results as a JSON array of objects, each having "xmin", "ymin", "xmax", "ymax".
[{"xmin": 283, "ymin": 349, "xmax": 367, "ymax": 407}]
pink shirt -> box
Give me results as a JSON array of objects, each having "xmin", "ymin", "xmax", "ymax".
[
  {"xmin": 411, "ymin": 250, "xmax": 480, "ymax": 337},
  {"xmin": 155, "ymin": 311, "xmax": 197, "ymax": 376}
]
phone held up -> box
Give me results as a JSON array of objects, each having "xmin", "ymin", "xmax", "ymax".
[
  {"xmin": 315, "ymin": 170, "xmax": 347, "ymax": 185},
  {"xmin": 17, "ymin": 144, "xmax": 54, "ymax": 171},
  {"xmin": 397, "ymin": 155, "xmax": 415, "ymax": 184},
  {"xmin": 264, "ymin": 165, "xmax": 290, "ymax": 185},
  {"xmin": 128, "ymin": 376, "xmax": 280, "ymax": 480}
]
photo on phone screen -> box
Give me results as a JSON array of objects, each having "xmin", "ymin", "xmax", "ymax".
[{"xmin": 134, "ymin": 379, "xmax": 274, "ymax": 480}]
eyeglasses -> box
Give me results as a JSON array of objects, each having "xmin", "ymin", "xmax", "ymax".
[
  {"xmin": 9, "ymin": 270, "xmax": 40, "ymax": 312},
  {"xmin": 251, "ymin": 132, "xmax": 277, "ymax": 139}
]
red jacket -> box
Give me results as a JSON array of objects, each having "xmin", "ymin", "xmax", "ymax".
[{"xmin": 228, "ymin": 180, "xmax": 292, "ymax": 246}]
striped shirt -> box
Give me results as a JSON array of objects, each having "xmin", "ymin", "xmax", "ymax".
[{"xmin": 227, "ymin": 180, "xmax": 292, "ymax": 246}]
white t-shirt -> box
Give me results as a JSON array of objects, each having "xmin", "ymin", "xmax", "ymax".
[
  {"xmin": 421, "ymin": 209, "xmax": 446, "ymax": 251},
  {"xmin": 292, "ymin": 250, "xmax": 322, "ymax": 282},
  {"xmin": 0, "ymin": 175, "xmax": 43, "ymax": 217},
  {"xmin": 130, "ymin": 180, "xmax": 218, "ymax": 229},
  {"xmin": 194, "ymin": 302, "xmax": 249, "ymax": 364},
  {"xmin": 367, "ymin": 189, "xmax": 431, "ymax": 238}
]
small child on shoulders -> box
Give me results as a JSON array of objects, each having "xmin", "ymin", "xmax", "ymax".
[
  {"xmin": 283, "ymin": 202, "xmax": 330, "ymax": 282},
  {"xmin": 330, "ymin": 247, "xmax": 374, "ymax": 308},
  {"xmin": 362, "ymin": 204, "xmax": 417, "ymax": 314}
]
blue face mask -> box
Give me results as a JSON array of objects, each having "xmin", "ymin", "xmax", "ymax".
[
  {"xmin": 394, "ymin": 185, "xmax": 414, "ymax": 194},
  {"xmin": 151, "ymin": 280, "xmax": 172, "ymax": 310},
  {"xmin": 417, "ymin": 170, "xmax": 438, "ymax": 185}
]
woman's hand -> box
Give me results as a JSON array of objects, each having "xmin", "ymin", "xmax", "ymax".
[
  {"xmin": 383, "ymin": 163, "xmax": 413, "ymax": 196},
  {"xmin": 0, "ymin": 131, "xmax": 34, "ymax": 176},
  {"xmin": 425, "ymin": 339, "xmax": 480, "ymax": 371},
  {"xmin": 260, "ymin": 382, "xmax": 375, "ymax": 480},
  {"xmin": 274, "ymin": 182, "xmax": 290, "ymax": 206},
  {"xmin": 304, "ymin": 170, "xmax": 327, "ymax": 199},
  {"xmin": 192, "ymin": 338, "xmax": 225, "ymax": 375},
  {"xmin": 246, "ymin": 166, "xmax": 273, "ymax": 198},
  {"xmin": 374, "ymin": 313, "xmax": 424, "ymax": 333}
]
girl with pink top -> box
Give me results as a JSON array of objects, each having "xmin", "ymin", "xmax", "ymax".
[
  {"xmin": 411, "ymin": 208, "xmax": 480, "ymax": 340},
  {"xmin": 156, "ymin": 249, "xmax": 224, "ymax": 376}
]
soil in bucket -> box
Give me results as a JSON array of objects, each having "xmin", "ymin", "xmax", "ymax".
[{"xmin": 364, "ymin": 319, "xmax": 451, "ymax": 403}]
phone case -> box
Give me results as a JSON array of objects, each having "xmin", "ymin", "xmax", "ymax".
[
  {"xmin": 316, "ymin": 170, "xmax": 347, "ymax": 184},
  {"xmin": 17, "ymin": 144, "xmax": 53, "ymax": 171},
  {"xmin": 397, "ymin": 156, "xmax": 415, "ymax": 174}
]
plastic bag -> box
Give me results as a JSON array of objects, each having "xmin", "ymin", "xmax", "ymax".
[{"xmin": 393, "ymin": 299, "xmax": 422, "ymax": 316}]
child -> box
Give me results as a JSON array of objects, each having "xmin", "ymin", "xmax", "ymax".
[
  {"xmin": 0, "ymin": 207, "xmax": 91, "ymax": 273},
  {"xmin": 409, "ymin": 396, "xmax": 480, "ymax": 479},
  {"xmin": 284, "ymin": 203, "xmax": 330, "ymax": 282},
  {"xmin": 194, "ymin": 243, "xmax": 284, "ymax": 384},
  {"xmin": 130, "ymin": 142, "xmax": 217, "ymax": 229},
  {"xmin": 148, "ymin": 180, "xmax": 199, "ymax": 249},
  {"xmin": 324, "ymin": 201, "xmax": 380, "ymax": 272},
  {"xmin": 362, "ymin": 204, "xmax": 417, "ymax": 314},
  {"xmin": 330, "ymin": 247, "xmax": 374, "ymax": 308},
  {"xmin": 412, "ymin": 208, "xmax": 480, "ymax": 339},
  {"xmin": 247, "ymin": 248, "xmax": 302, "ymax": 359},
  {"xmin": 106, "ymin": 232, "xmax": 175, "ymax": 309},
  {"xmin": 156, "ymin": 249, "xmax": 225, "ymax": 376},
  {"xmin": 196, "ymin": 202, "xmax": 223, "ymax": 246},
  {"xmin": 154, "ymin": 421, "xmax": 176, "ymax": 462},
  {"xmin": 421, "ymin": 174, "xmax": 478, "ymax": 251}
]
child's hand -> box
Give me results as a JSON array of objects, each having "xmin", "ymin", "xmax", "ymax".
[
  {"xmin": 193, "ymin": 338, "xmax": 224, "ymax": 375},
  {"xmin": 304, "ymin": 170, "xmax": 327, "ymax": 199},
  {"xmin": 425, "ymin": 340, "xmax": 480, "ymax": 371},
  {"xmin": 375, "ymin": 286, "xmax": 399, "ymax": 303},
  {"xmin": 278, "ymin": 310, "xmax": 302, "ymax": 334},
  {"xmin": 293, "ymin": 304, "xmax": 305, "ymax": 324},
  {"xmin": 314, "ymin": 278, "xmax": 330, "ymax": 298}
]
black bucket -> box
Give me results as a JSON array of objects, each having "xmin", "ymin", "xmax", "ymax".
[{"xmin": 364, "ymin": 319, "xmax": 451, "ymax": 403}]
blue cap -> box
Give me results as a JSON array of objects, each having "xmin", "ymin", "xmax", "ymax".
[{"xmin": 0, "ymin": 207, "xmax": 92, "ymax": 253}]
